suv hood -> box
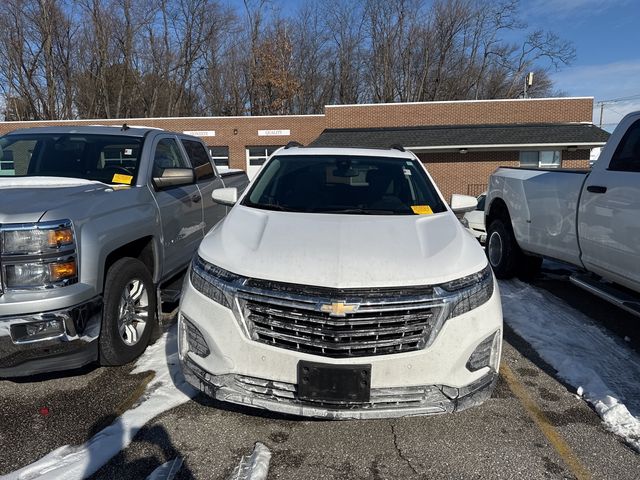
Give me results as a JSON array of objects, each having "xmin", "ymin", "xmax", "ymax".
[
  {"xmin": 0, "ymin": 177, "xmax": 110, "ymax": 223},
  {"xmin": 199, "ymin": 205, "xmax": 487, "ymax": 288}
]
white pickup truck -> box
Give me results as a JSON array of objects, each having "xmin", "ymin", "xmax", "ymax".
[{"xmin": 485, "ymin": 111, "xmax": 640, "ymax": 315}]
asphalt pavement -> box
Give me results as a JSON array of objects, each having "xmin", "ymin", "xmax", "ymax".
[{"xmin": 1, "ymin": 269, "xmax": 639, "ymax": 479}]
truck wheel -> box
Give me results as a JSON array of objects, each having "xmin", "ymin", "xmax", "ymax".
[
  {"xmin": 99, "ymin": 258, "xmax": 156, "ymax": 366},
  {"xmin": 487, "ymin": 219, "xmax": 519, "ymax": 279}
]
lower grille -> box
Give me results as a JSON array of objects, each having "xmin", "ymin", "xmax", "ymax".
[
  {"xmin": 238, "ymin": 286, "xmax": 443, "ymax": 358},
  {"xmin": 233, "ymin": 374, "xmax": 448, "ymax": 409}
]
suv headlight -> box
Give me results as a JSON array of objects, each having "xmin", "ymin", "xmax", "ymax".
[
  {"xmin": 190, "ymin": 255, "xmax": 244, "ymax": 309},
  {"xmin": 438, "ymin": 264, "xmax": 494, "ymax": 319},
  {"xmin": 1, "ymin": 220, "xmax": 78, "ymax": 290}
]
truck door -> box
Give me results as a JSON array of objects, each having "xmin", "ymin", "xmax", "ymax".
[
  {"xmin": 579, "ymin": 118, "xmax": 640, "ymax": 289},
  {"xmin": 180, "ymin": 138, "xmax": 226, "ymax": 233},
  {"xmin": 151, "ymin": 136, "xmax": 204, "ymax": 278}
]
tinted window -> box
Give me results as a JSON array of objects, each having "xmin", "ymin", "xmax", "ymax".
[
  {"xmin": 152, "ymin": 138, "xmax": 189, "ymax": 178},
  {"xmin": 609, "ymin": 120, "xmax": 640, "ymax": 172},
  {"xmin": 181, "ymin": 139, "xmax": 214, "ymax": 180},
  {"xmin": 242, "ymin": 155, "xmax": 446, "ymax": 215},
  {"xmin": 0, "ymin": 134, "xmax": 142, "ymax": 185}
]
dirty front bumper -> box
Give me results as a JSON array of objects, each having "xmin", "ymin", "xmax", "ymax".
[
  {"xmin": 0, "ymin": 297, "xmax": 102, "ymax": 377},
  {"xmin": 182, "ymin": 355, "xmax": 498, "ymax": 419}
]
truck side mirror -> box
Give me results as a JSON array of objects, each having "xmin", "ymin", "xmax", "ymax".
[
  {"xmin": 212, "ymin": 187, "xmax": 238, "ymax": 206},
  {"xmin": 450, "ymin": 194, "xmax": 478, "ymax": 215},
  {"xmin": 153, "ymin": 168, "xmax": 195, "ymax": 189}
]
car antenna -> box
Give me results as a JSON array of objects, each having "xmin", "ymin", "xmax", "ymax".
[
  {"xmin": 121, "ymin": 123, "xmax": 130, "ymax": 131},
  {"xmin": 390, "ymin": 144, "xmax": 405, "ymax": 152},
  {"xmin": 284, "ymin": 141, "xmax": 303, "ymax": 149}
]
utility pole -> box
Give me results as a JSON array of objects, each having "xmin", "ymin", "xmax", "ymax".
[{"xmin": 599, "ymin": 102, "xmax": 605, "ymax": 128}]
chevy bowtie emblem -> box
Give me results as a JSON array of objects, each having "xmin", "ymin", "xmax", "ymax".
[{"xmin": 318, "ymin": 302, "xmax": 359, "ymax": 317}]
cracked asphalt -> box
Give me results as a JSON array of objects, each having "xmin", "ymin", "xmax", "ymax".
[{"xmin": 1, "ymin": 270, "xmax": 639, "ymax": 479}]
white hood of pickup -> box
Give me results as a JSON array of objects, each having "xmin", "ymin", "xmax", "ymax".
[{"xmin": 199, "ymin": 205, "xmax": 487, "ymax": 288}]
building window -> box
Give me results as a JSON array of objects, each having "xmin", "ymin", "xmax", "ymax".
[
  {"xmin": 247, "ymin": 146, "xmax": 283, "ymax": 167},
  {"xmin": 209, "ymin": 146, "xmax": 229, "ymax": 168},
  {"xmin": 520, "ymin": 150, "xmax": 561, "ymax": 168}
]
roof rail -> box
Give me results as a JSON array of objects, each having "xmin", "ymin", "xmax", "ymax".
[
  {"xmin": 390, "ymin": 144, "xmax": 405, "ymax": 152},
  {"xmin": 285, "ymin": 141, "xmax": 303, "ymax": 149}
]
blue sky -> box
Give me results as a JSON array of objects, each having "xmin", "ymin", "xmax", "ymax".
[{"xmin": 529, "ymin": 0, "xmax": 640, "ymax": 130}]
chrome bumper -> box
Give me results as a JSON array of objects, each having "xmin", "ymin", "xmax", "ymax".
[
  {"xmin": 181, "ymin": 356, "xmax": 498, "ymax": 420},
  {"xmin": 0, "ymin": 297, "xmax": 102, "ymax": 377}
]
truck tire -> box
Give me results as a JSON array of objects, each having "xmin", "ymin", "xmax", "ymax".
[
  {"xmin": 99, "ymin": 258, "xmax": 157, "ymax": 366},
  {"xmin": 486, "ymin": 218, "xmax": 520, "ymax": 279}
]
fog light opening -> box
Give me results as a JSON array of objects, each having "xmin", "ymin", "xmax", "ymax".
[
  {"xmin": 11, "ymin": 318, "xmax": 65, "ymax": 343},
  {"xmin": 466, "ymin": 330, "xmax": 500, "ymax": 372}
]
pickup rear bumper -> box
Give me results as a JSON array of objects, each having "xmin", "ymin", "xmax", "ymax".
[{"xmin": 0, "ymin": 297, "xmax": 102, "ymax": 377}]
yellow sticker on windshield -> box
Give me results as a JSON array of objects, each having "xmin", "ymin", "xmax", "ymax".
[
  {"xmin": 112, "ymin": 174, "xmax": 133, "ymax": 185},
  {"xmin": 411, "ymin": 205, "xmax": 433, "ymax": 215}
]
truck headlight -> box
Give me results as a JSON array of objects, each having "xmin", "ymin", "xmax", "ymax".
[
  {"xmin": 438, "ymin": 264, "xmax": 494, "ymax": 319},
  {"xmin": 1, "ymin": 220, "xmax": 78, "ymax": 290},
  {"xmin": 3, "ymin": 223, "xmax": 74, "ymax": 254}
]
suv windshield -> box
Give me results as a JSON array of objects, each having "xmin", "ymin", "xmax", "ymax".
[
  {"xmin": 0, "ymin": 134, "xmax": 144, "ymax": 185},
  {"xmin": 242, "ymin": 154, "xmax": 447, "ymax": 215}
]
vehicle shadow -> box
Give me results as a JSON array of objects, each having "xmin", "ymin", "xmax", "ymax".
[{"xmin": 86, "ymin": 413, "xmax": 194, "ymax": 479}]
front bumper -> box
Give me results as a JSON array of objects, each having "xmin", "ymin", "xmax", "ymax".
[
  {"xmin": 0, "ymin": 297, "xmax": 102, "ymax": 377},
  {"xmin": 179, "ymin": 274, "xmax": 503, "ymax": 419},
  {"xmin": 182, "ymin": 355, "xmax": 498, "ymax": 419}
]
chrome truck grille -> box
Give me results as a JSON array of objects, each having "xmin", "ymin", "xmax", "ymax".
[{"xmin": 237, "ymin": 282, "xmax": 444, "ymax": 358}]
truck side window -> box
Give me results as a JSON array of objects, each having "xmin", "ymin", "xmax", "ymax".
[
  {"xmin": 181, "ymin": 139, "xmax": 214, "ymax": 180},
  {"xmin": 153, "ymin": 138, "xmax": 189, "ymax": 177},
  {"xmin": 609, "ymin": 120, "xmax": 640, "ymax": 172}
]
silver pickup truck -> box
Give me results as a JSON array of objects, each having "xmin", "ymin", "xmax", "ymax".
[
  {"xmin": 485, "ymin": 112, "xmax": 640, "ymax": 315},
  {"xmin": 0, "ymin": 126, "xmax": 248, "ymax": 376}
]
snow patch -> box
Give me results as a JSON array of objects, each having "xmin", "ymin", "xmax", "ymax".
[
  {"xmin": 2, "ymin": 325, "xmax": 196, "ymax": 480},
  {"xmin": 500, "ymin": 280, "xmax": 640, "ymax": 452}
]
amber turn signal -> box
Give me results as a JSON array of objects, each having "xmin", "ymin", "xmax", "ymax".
[
  {"xmin": 49, "ymin": 260, "xmax": 77, "ymax": 281},
  {"xmin": 47, "ymin": 228, "xmax": 74, "ymax": 248}
]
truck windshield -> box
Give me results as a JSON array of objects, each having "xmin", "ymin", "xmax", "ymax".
[
  {"xmin": 242, "ymin": 155, "xmax": 447, "ymax": 215},
  {"xmin": 0, "ymin": 134, "xmax": 144, "ymax": 185}
]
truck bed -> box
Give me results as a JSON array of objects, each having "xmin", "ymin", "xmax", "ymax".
[{"xmin": 488, "ymin": 167, "xmax": 589, "ymax": 267}]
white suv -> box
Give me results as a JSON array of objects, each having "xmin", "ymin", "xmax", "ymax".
[{"xmin": 178, "ymin": 146, "xmax": 502, "ymax": 419}]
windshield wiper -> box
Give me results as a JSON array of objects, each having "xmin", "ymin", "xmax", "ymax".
[
  {"xmin": 316, "ymin": 208, "xmax": 401, "ymax": 215},
  {"xmin": 249, "ymin": 203, "xmax": 301, "ymax": 212}
]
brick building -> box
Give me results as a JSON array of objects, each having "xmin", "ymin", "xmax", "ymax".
[{"xmin": 0, "ymin": 97, "xmax": 609, "ymax": 200}]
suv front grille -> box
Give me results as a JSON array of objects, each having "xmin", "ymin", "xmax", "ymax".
[{"xmin": 237, "ymin": 284, "xmax": 443, "ymax": 358}]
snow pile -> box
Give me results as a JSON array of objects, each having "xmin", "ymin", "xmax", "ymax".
[
  {"xmin": 500, "ymin": 280, "xmax": 640, "ymax": 452},
  {"xmin": 2, "ymin": 325, "xmax": 196, "ymax": 480}
]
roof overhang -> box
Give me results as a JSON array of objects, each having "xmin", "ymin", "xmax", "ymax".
[{"xmin": 408, "ymin": 142, "xmax": 607, "ymax": 153}]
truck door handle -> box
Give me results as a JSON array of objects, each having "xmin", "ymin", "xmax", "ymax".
[
  {"xmin": 191, "ymin": 194, "xmax": 202, "ymax": 203},
  {"xmin": 587, "ymin": 185, "xmax": 607, "ymax": 194}
]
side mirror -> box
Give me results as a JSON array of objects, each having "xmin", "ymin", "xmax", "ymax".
[
  {"xmin": 153, "ymin": 168, "xmax": 194, "ymax": 189},
  {"xmin": 450, "ymin": 194, "xmax": 478, "ymax": 215},
  {"xmin": 212, "ymin": 187, "xmax": 238, "ymax": 206}
]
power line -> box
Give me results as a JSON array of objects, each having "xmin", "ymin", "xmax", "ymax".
[{"xmin": 596, "ymin": 93, "xmax": 640, "ymax": 105}]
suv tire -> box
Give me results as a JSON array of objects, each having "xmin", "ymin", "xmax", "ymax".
[{"xmin": 99, "ymin": 258, "xmax": 156, "ymax": 365}]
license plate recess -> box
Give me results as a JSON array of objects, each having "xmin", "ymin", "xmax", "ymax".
[{"xmin": 297, "ymin": 360, "xmax": 371, "ymax": 403}]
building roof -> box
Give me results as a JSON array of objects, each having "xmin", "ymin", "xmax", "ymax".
[{"xmin": 310, "ymin": 123, "xmax": 610, "ymax": 152}]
